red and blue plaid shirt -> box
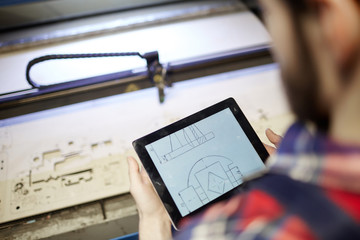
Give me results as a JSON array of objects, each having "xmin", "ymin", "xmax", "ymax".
[{"xmin": 174, "ymin": 122, "xmax": 360, "ymax": 239}]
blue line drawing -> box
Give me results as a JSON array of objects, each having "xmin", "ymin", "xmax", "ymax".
[
  {"xmin": 149, "ymin": 123, "xmax": 215, "ymax": 164},
  {"xmin": 207, "ymin": 172, "xmax": 226, "ymax": 194},
  {"xmin": 178, "ymin": 155, "xmax": 243, "ymax": 215}
]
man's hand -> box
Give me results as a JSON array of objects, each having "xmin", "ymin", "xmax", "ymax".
[
  {"xmin": 127, "ymin": 156, "xmax": 172, "ymax": 240},
  {"xmin": 263, "ymin": 128, "xmax": 282, "ymax": 155}
]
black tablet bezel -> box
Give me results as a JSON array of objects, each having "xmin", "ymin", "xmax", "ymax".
[{"xmin": 132, "ymin": 97, "xmax": 269, "ymax": 229}]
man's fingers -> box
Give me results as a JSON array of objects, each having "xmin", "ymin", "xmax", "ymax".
[
  {"xmin": 264, "ymin": 143, "xmax": 276, "ymax": 155},
  {"xmin": 140, "ymin": 163, "xmax": 151, "ymax": 183},
  {"xmin": 264, "ymin": 129, "xmax": 282, "ymax": 155},
  {"xmin": 128, "ymin": 156, "xmax": 151, "ymax": 187},
  {"xmin": 127, "ymin": 156, "xmax": 142, "ymax": 185},
  {"xmin": 265, "ymin": 128, "xmax": 282, "ymax": 147}
]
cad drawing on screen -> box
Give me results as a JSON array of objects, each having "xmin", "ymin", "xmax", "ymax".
[{"xmin": 178, "ymin": 155, "xmax": 244, "ymax": 213}]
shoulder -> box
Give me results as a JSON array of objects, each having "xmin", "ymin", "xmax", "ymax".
[
  {"xmin": 175, "ymin": 174, "xmax": 316, "ymax": 240},
  {"xmin": 175, "ymin": 173, "xmax": 360, "ymax": 239}
]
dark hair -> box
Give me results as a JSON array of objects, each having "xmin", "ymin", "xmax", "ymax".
[
  {"xmin": 277, "ymin": 0, "xmax": 330, "ymax": 131},
  {"xmin": 256, "ymin": 0, "xmax": 359, "ymax": 131}
]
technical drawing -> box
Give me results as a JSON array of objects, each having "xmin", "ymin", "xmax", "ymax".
[
  {"xmin": 207, "ymin": 172, "xmax": 226, "ymax": 194},
  {"xmin": 178, "ymin": 155, "xmax": 243, "ymax": 214},
  {"xmin": 149, "ymin": 123, "xmax": 215, "ymax": 164}
]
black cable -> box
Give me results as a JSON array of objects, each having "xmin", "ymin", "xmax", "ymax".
[{"xmin": 25, "ymin": 52, "xmax": 145, "ymax": 88}]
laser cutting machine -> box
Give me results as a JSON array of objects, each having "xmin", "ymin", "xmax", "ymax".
[{"xmin": 0, "ymin": 1, "xmax": 293, "ymax": 239}]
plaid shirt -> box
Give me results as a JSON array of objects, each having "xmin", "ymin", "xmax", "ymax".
[{"xmin": 174, "ymin": 122, "xmax": 360, "ymax": 240}]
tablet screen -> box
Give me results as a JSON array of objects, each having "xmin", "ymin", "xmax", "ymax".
[{"xmin": 145, "ymin": 107, "xmax": 266, "ymax": 217}]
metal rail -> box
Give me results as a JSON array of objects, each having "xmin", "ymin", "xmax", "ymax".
[{"xmin": 0, "ymin": 45, "xmax": 273, "ymax": 119}]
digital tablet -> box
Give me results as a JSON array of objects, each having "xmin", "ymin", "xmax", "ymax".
[{"xmin": 132, "ymin": 98, "xmax": 269, "ymax": 229}]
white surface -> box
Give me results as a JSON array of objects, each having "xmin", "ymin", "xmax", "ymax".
[
  {"xmin": 0, "ymin": 63, "xmax": 293, "ymax": 223},
  {"xmin": 0, "ymin": 11, "xmax": 270, "ymax": 94}
]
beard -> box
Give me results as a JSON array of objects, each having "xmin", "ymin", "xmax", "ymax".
[
  {"xmin": 276, "ymin": 0, "xmax": 331, "ymax": 132},
  {"xmin": 280, "ymin": 47, "xmax": 330, "ymax": 132}
]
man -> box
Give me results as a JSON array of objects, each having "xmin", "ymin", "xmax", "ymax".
[{"xmin": 128, "ymin": 0, "xmax": 360, "ymax": 239}]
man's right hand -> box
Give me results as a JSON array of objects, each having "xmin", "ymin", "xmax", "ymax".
[{"xmin": 263, "ymin": 128, "xmax": 282, "ymax": 155}]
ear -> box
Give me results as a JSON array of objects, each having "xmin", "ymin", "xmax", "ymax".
[{"xmin": 316, "ymin": 0, "xmax": 360, "ymax": 66}]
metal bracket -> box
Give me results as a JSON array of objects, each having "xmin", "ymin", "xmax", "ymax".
[{"xmin": 143, "ymin": 51, "xmax": 171, "ymax": 103}]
